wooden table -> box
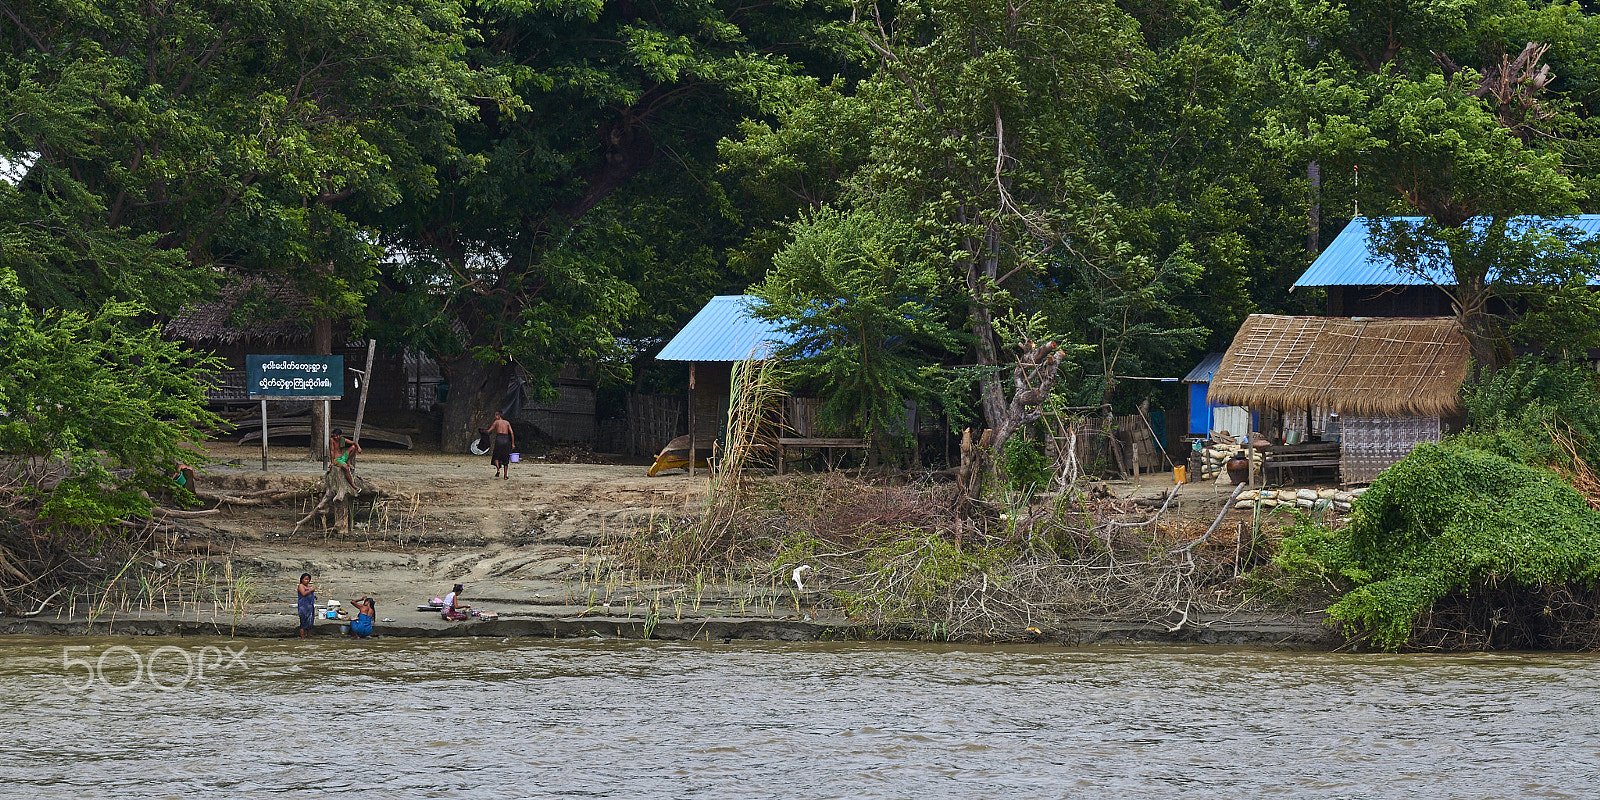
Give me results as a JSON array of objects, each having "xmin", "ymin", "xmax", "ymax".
[{"xmin": 777, "ymin": 437, "xmax": 868, "ymax": 474}]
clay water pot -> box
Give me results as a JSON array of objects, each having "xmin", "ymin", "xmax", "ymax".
[{"xmin": 1225, "ymin": 453, "xmax": 1250, "ymax": 485}]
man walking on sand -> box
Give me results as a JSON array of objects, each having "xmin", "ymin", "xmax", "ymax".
[{"xmin": 488, "ymin": 411, "xmax": 515, "ymax": 479}]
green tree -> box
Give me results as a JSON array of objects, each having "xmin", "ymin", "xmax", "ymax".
[
  {"xmin": 0, "ymin": 0, "xmax": 497, "ymax": 313},
  {"xmin": 750, "ymin": 204, "xmax": 965, "ymax": 462},
  {"xmin": 369, "ymin": 0, "xmax": 849, "ymax": 449},
  {"xmin": 2, "ymin": 0, "xmax": 510, "ymax": 458},
  {"xmin": 837, "ymin": 0, "xmax": 1147, "ymax": 428},
  {"xmin": 0, "ymin": 267, "xmax": 222, "ymax": 531},
  {"xmin": 1256, "ymin": 0, "xmax": 1600, "ymax": 373}
]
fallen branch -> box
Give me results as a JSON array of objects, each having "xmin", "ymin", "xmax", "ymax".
[
  {"xmin": 1169, "ymin": 483, "xmax": 1247, "ymax": 560},
  {"xmin": 199, "ymin": 489, "xmax": 305, "ymax": 508},
  {"xmin": 152, "ymin": 507, "xmax": 221, "ymax": 519},
  {"xmin": 17, "ymin": 587, "xmax": 66, "ymax": 617}
]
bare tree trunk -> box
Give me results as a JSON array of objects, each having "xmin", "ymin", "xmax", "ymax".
[
  {"xmin": 1455, "ymin": 282, "xmax": 1511, "ymax": 378},
  {"xmin": 438, "ymin": 356, "xmax": 508, "ymax": 453},
  {"xmin": 1308, "ymin": 161, "xmax": 1321, "ymax": 253},
  {"xmin": 964, "ymin": 214, "xmax": 1008, "ymax": 430},
  {"xmin": 989, "ymin": 340, "xmax": 1064, "ymax": 458},
  {"xmin": 308, "ymin": 316, "xmax": 332, "ymax": 460}
]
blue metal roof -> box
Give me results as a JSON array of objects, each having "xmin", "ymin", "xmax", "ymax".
[
  {"xmin": 1294, "ymin": 215, "xmax": 1600, "ymax": 288},
  {"xmin": 1183, "ymin": 352, "xmax": 1226, "ymax": 383},
  {"xmin": 656, "ymin": 295, "xmax": 793, "ymax": 362}
]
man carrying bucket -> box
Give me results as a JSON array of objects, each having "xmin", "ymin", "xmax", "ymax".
[{"xmin": 488, "ymin": 411, "xmax": 516, "ymax": 480}]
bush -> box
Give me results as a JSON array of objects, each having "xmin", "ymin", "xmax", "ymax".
[
  {"xmin": 1275, "ymin": 442, "xmax": 1600, "ymax": 649},
  {"xmin": 1452, "ymin": 355, "xmax": 1600, "ymax": 468},
  {"xmin": 1001, "ymin": 436, "xmax": 1051, "ymax": 494},
  {"xmin": 0, "ymin": 269, "xmax": 222, "ymax": 532}
]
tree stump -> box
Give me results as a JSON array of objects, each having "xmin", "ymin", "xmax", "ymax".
[{"xmin": 295, "ymin": 464, "xmax": 376, "ymax": 534}]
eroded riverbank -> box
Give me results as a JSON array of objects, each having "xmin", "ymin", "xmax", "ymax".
[{"xmin": 1, "ymin": 607, "xmax": 1338, "ymax": 647}]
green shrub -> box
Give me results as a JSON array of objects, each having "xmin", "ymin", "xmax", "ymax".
[
  {"xmin": 1001, "ymin": 436, "xmax": 1051, "ymax": 494},
  {"xmin": 1452, "ymin": 355, "xmax": 1600, "ymax": 468},
  {"xmin": 0, "ymin": 269, "xmax": 222, "ymax": 533},
  {"xmin": 1275, "ymin": 442, "xmax": 1600, "ymax": 649}
]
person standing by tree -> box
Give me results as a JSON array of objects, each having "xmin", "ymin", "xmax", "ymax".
[{"xmin": 488, "ymin": 412, "xmax": 515, "ymax": 479}]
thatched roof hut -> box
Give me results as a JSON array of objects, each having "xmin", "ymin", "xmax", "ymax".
[
  {"xmin": 1209, "ymin": 315, "xmax": 1469, "ymax": 417},
  {"xmin": 163, "ymin": 277, "xmax": 315, "ymax": 346},
  {"xmin": 163, "ymin": 277, "xmax": 408, "ymax": 413}
]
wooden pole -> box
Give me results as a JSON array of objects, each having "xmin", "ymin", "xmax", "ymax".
[
  {"xmin": 261, "ymin": 399, "xmax": 269, "ymax": 471},
  {"xmin": 352, "ymin": 338, "xmax": 376, "ymax": 444},
  {"xmin": 322, "ymin": 399, "xmax": 331, "ymax": 468},
  {"xmin": 688, "ymin": 362, "xmax": 697, "ymax": 478}
]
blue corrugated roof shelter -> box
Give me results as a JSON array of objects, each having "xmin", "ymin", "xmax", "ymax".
[
  {"xmin": 1183, "ymin": 352, "xmax": 1225, "ymax": 384},
  {"xmin": 1182, "ymin": 353, "xmax": 1229, "ymax": 436},
  {"xmin": 657, "ymin": 295, "xmax": 792, "ymax": 362},
  {"xmin": 1294, "ymin": 215, "xmax": 1600, "ymax": 288}
]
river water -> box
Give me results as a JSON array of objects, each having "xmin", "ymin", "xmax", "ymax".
[{"xmin": 1, "ymin": 636, "xmax": 1596, "ymax": 798}]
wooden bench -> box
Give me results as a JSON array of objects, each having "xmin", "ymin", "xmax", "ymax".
[
  {"xmin": 1257, "ymin": 443, "xmax": 1340, "ymax": 484},
  {"xmin": 777, "ymin": 437, "xmax": 868, "ymax": 474}
]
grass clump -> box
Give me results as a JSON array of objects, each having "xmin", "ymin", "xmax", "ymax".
[{"xmin": 1277, "ymin": 442, "xmax": 1600, "ymax": 650}]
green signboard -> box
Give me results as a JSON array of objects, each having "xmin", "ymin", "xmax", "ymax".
[{"xmin": 245, "ymin": 354, "xmax": 344, "ymax": 399}]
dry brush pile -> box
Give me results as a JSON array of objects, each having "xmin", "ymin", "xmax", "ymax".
[{"xmin": 612, "ymin": 471, "xmax": 1296, "ymax": 641}]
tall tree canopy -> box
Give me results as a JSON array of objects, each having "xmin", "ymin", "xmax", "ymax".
[
  {"xmin": 368, "ymin": 0, "xmax": 850, "ymax": 449},
  {"xmin": 1256, "ymin": 0, "xmax": 1600, "ymax": 372},
  {"xmin": 0, "ymin": 0, "xmax": 499, "ymax": 319}
]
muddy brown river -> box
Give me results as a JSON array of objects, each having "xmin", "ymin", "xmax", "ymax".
[{"xmin": 1, "ymin": 636, "xmax": 1597, "ymax": 798}]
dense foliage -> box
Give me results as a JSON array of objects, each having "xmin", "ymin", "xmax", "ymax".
[
  {"xmin": 1453, "ymin": 355, "xmax": 1600, "ymax": 468},
  {"xmin": 1277, "ymin": 442, "xmax": 1600, "ymax": 650},
  {"xmin": 0, "ymin": 269, "xmax": 221, "ymax": 530}
]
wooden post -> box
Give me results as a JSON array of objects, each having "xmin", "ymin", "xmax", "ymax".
[
  {"xmin": 1247, "ymin": 441, "xmax": 1255, "ymax": 488},
  {"xmin": 1132, "ymin": 442, "xmax": 1141, "ymax": 477},
  {"xmin": 688, "ymin": 362, "xmax": 697, "ymax": 478},
  {"xmin": 261, "ymin": 399, "xmax": 269, "ymax": 471},
  {"xmin": 352, "ymin": 338, "xmax": 376, "ymax": 444},
  {"xmin": 322, "ymin": 400, "xmax": 331, "ymax": 468}
]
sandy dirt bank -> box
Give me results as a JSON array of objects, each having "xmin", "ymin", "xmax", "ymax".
[{"xmin": 8, "ymin": 441, "xmax": 1338, "ymax": 646}]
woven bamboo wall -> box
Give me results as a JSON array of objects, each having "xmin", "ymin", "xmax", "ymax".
[
  {"xmin": 1340, "ymin": 414, "xmax": 1441, "ymax": 484},
  {"xmin": 1115, "ymin": 414, "xmax": 1168, "ymax": 472},
  {"xmin": 624, "ymin": 393, "xmax": 686, "ymax": 456}
]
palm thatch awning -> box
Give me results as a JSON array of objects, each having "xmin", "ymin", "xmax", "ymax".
[
  {"xmin": 1208, "ymin": 315, "xmax": 1469, "ymax": 417},
  {"xmin": 163, "ymin": 277, "xmax": 313, "ymax": 346}
]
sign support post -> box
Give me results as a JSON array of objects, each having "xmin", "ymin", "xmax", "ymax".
[
  {"xmin": 261, "ymin": 399, "xmax": 270, "ymax": 471},
  {"xmin": 322, "ymin": 400, "xmax": 332, "ymax": 468}
]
